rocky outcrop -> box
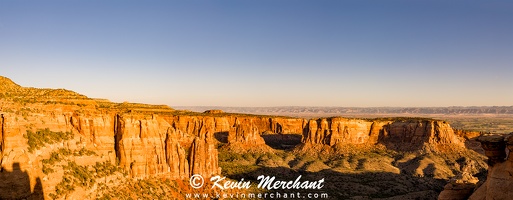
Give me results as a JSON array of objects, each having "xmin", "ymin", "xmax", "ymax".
[
  {"xmin": 224, "ymin": 118, "xmax": 272, "ymax": 153},
  {"xmin": 0, "ymin": 111, "xmax": 225, "ymax": 198},
  {"xmin": 0, "ymin": 76, "xmax": 495, "ymax": 199},
  {"xmin": 301, "ymin": 118, "xmax": 464, "ymax": 152},
  {"xmin": 165, "ymin": 127, "xmax": 189, "ymax": 179},
  {"xmin": 69, "ymin": 113, "xmax": 116, "ymax": 161},
  {"xmin": 108, "ymin": 114, "xmax": 306, "ymax": 178},
  {"xmin": 270, "ymin": 118, "xmax": 306, "ymax": 134},
  {"xmin": 380, "ymin": 120, "xmax": 463, "ymax": 151},
  {"xmin": 468, "ymin": 133, "xmax": 513, "ymax": 199},
  {"xmin": 113, "ymin": 114, "xmax": 223, "ymax": 179},
  {"xmin": 0, "ymin": 106, "xmax": 307, "ymax": 175},
  {"xmin": 302, "ymin": 118, "xmax": 382, "ymax": 145},
  {"xmin": 0, "ymin": 106, "xmax": 482, "ymax": 200},
  {"xmin": 0, "ymin": 108, "xmax": 467, "ymax": 178},
  {"xmin": 0, "ymin": 76, "xmax": 22, "ymax": 93},
  {"xmin": 163, "ymin": 115, "xmax": 303, "ymax": 135},
  {"xmin": 0, "ymin": 113, "xmax": 63, "ymax": 199},
  {"xmin": 203, "ymin": 109, "xmax": 224, "ymax": 114},
  {"xmin": 228, "ymin": 118, "xmax": 266, "ymax": 145},
  {"xmin": 114, "ymin": 114, "xmax": 169, "ymax": 178},
  {"xmin": 438, "ymin": 160, "xmax": 479, "ymax": 200}
]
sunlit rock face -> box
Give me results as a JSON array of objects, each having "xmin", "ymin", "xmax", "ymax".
[
  {"xmin": 301, "ymin": 117, "xmax": 464, "ymax": 152},
  {"xmin": 467, "ymin": 133, "xmax": 513, "ymax": 200}
]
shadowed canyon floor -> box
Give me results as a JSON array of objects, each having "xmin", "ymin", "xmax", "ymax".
[{"xmin": 0, "ymin": 76, "xmax": 504, "ymax": 199}]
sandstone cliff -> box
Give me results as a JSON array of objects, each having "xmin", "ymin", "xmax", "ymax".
[
  {"xmin": 0, "ymin": 76, "xmax": 487, "ymax": 199},
  {"xmin": 0, "ymin": 99, "xmax": 307, "ymax": 199},
  {"xmin": 466, "ymin": 134, "xmax": 513, "ymax": 199},
  {"xmin": 438, "ymin": 159, "xmax": 480, "ymax": 200},
  {"xmin": 0, "ymin": 105, "xmax": 474, "ymax": 199},
  {"xmin": 300, "ymin": 117, "xmax": 464, "ymax": 152},
  {"xmin": 224, "ymin": 118, "xmax": 272, "ymax": 152}
]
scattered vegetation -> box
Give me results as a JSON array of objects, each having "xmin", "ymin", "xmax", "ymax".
[
  {"xmin": 49, "ymin": 161, "xmax": 123, "ymax": 199},
  {"xmin": 42, "ymin": 148, "xmax": 97, "ymax": 175},
  {"xmin": 97, "ymin": 178, "xmax": 179, "ymax": 200},
  {"xmin": 216, "ymin": 142, "xmax": 488, "ymax": 199},
  {"xmin": 24, "ymin": 128, "xmax": 73, "ymax": 153}
]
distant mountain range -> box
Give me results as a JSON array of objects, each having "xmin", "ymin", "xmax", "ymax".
[{"xmin": 175, "ymin": 106, "xmax": 513, "ymax": 117}]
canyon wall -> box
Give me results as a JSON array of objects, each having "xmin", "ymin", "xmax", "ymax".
[
  {"xmin": 0, "ymin": 76, "xmax": 483, "ymax": 199},
  {"xmin": 0, "ymin": 113, "xmax": 467, "ymax": 182},
  {"xmin": 301, "ymin": 118, "xmax": 464, "ymax": 151},
  {"xmin": 224, "ymin": 118, "xmax": 273, "ymax": 152},
  {"xmin": 0, "ymin": 109, "xmax": 471, "ymax": 199},
  {"xmin": 0, "ymin": 111, "xmax": 306, "ymax": 180},
  {"xmin": 439, "ymin": 133, "xmax": 513, "ymax": 200},
  {"xmin": 467, "ymin": 134, "xmax": 513, "ymax": 199}
]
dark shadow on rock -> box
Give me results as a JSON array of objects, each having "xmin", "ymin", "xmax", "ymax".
[
  {"xmin": 423, "ymin": 163, "xmax": 436, "ymax": 178},
  {"xmin": 0, "ymin": 163, "xmax": 45, "ymax": 200},
  {"xmin": 396, "ymin": 155, "xmax": 422, "ymax": 176},
  {"xmin": 377, "ymin": 120, "xmax": 436, "ymax": 151},
  {"xmin": 214, "ymin": 131, "xmax": 228, "ymax": 143},
  {"xmin": 221, "ymin": 165, "xmax": 445, "ymax": 200},
  {"xmin": 465, "ymin": 139, "xmax": 485, "ymax": 155},
  {"xmin": 356, "ymin": 158, "xmax": 367, "ymax": 170},
  {"xmin": 31, "ymin": 177, "xmax": 44, "ymax": 200},
  {"xmin": 261, "ymin": 134, "xmax": 302, "ymax": 150}
]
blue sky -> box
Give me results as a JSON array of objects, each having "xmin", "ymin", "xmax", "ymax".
[{"xmin": 1, "ymin": 0, "xmax": 512, "ymax": 107}]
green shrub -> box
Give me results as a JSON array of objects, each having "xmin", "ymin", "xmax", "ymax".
[
  {"xmin": 24, "ymin": 128, "xmax": 73, "ymax": 152},
  {"xmin": 50, "ymin": 160, "xmax": 123, "ymax": 199},
  {"xmin": 42, "ymin": 165, "xmax": 55, "ymax": 175},
  {"xmin": 42, "ymin": 147, "xmax": 99, "ymax": 175}
]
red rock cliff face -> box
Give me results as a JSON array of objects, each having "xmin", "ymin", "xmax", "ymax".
[
  {"xmin": 114, "ymin": 114, "xmax": 169, "ymax": 178},
  {"xmin": 222, "ymin": 117, "xmax": 275, "ymax": 153},
  {"xmin": 2, "ymin": 101, "xmax": 471, "ymax": 199},
  {"xmin": 228, "ymin": 118, "xmax": 266, "ymax": 145},
  {"xmin": 69, "ymin": 113, "xmax": 116, "ymax": 160},
  {"xmin": 468, "ymin": 134, "xmax": 513, "ymax": 199},
  {"xmin": 0, "ymin": 112, "xmax": 226, "ymax": 181},
  {"xmin": 164, "ymin": 115, "xmax": 304, "ymax": 135},
  {"xmin": 0, "ymin": 112, "xmax": 92, "ymax": 199},
  {"xmin": 113, "ymin": 114, "xmax": 222, "ymax": 179},
  {"xmin": 301, "ymin": 118, "xmax": 464, "ymax": 151},
  {"xmin": 381, "ymin": 120, "xmax": 463, "ymax": 151},
  {"xmin": 302, "ymin": 118, "xmax": 379, "ymax": 145},
  {"xmin": 0, "ymin": 110, "xmax": 462, "ymax": 181},
  {"xmin": 111, "ymin": 115, "xmax": 305, "ymax": 179},
  {"xmin": 270, "ymin": 118, "xmax": 306, "ymax": 134}
]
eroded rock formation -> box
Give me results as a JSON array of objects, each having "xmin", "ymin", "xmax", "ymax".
[
  {"xmin": 0, "ymin": 109, "xmax": 306, "ymax": 178},
  {"xmin": 467, "ymin": 133, "xmax": 513, "ymax": 199},
  {"xmin": 438, "ymin": 160, "xmax": 480, "ymax": 200},
  {"xmin": 301, "ymin": 118, "xmax": 464, "ymax": 152},
  {"xmin": 224, "ymin": 118, "xmax": 272, "ymax": 152},
  {"xmin": 0, "ymin": 76, "xmax": 487, "ymax": 199},
  {"xmin": 0, "ymin": 103, "xmax": 480, "ymax": 200}
]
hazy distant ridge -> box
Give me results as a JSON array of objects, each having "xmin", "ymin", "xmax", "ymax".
[{"xmin": 176, "ymin": 106, "xmax": 513, "ymax": 115}]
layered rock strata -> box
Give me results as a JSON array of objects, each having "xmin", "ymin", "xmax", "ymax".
[
  {"xmin": 0, "ymin": 112, "xmax": 307, "ymax": 182},
  {"xmin": 0, "ymin": 110, "xmax": 477, "ymax": 199},
  {"xmin": 0, "ymin": 76, "xmax": 482, "ymax": 199},
  {"xmin": 224, "ymin": 118, "xmax": 272, "ymax": 152},
  {"xmin": 301, "ymin": 118, "xmax": 464, "ymax": 151}
]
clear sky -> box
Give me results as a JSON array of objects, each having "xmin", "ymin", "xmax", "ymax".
[{"xmin": 1, "ymin": 0, "xmax": 512, "ymax": 107}]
